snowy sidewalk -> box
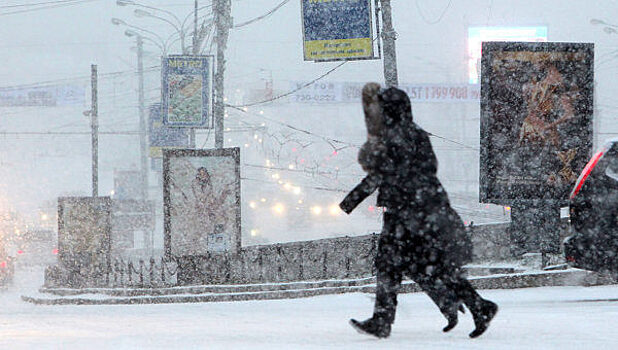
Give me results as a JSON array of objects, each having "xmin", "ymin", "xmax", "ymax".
[{"xmin": 2, "ymin": 283, "xmax": 618, "ymax": 349}]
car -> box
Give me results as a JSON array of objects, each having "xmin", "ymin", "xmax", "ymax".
[
  {"xmin": 16, "ymin": 229, "xmax": 57, "ymax": 267},
  {"xmin": 564, "ymin": 138, "xmax": 618, "ymax": 280},
  {"xmin": 0, "ymin": 244, "xmax": 15, "ymax": 287}
]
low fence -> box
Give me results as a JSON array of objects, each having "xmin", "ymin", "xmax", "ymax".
[
  {"xmin": 177, "ymin": 234, "xmax": 378, "ymax": 285},
  {"xmin": 45, "ymin": 221, "xmax": 571, "ymax": 288},
  {"xmin": 108, "ymin": 258, "xmax": 178, "ymax": 288},
  {"xmin": 45, "ymin": 257, "xmax": 178, "ymax": 289}
]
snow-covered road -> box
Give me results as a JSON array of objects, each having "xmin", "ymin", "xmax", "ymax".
[{"xmin": 1, "ymin": 268, "xmax": 617, "ymax": 350}]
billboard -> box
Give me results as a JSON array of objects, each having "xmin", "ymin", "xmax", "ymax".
[
  {"xmin": 163, "ymin": 148, "xmax": 241, "ymax": 258},
  {"xmin": 162, "ymin": 55, "xmax": 212, "ymax": 128},
  {"xmin": 301, "ymin": 0, "xmax": 374, "ymax": 61},
  {"xmin": 290, "ymin": 81, "xmax": 480, "ymax": 104},
  {"xmin": 58, "ymin": 197, "xmax": 111, "ymax": 279},
  {"xmin": 480, "ymin": 42, "xmax": 594, "ymax": 204},
  {"xmin": 0, "ymin": 84, "xmax": 85, "ymax": 107},
  {"xmin": 148, "ymin": 103, "xmax": 190, "ymax": 158}
]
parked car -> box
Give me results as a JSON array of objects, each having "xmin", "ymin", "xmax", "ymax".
[
  {"xmin": 0, "ymin": 244, "xmax": 15, "ymax": 287},
  {"xmin": 564, "ymin": 138, "xmax": 618, "ymax": 280},
  {"xmin": 15, "ymin": 229, "xmax": 57, "ymax": 267}
]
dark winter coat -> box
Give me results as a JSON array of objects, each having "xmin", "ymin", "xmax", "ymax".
[{"xmin": 340, "ymin": 87, "xmax": 472, "ymax": 266}]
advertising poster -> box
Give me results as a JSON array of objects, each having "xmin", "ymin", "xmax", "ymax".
[
  {"xmin": 58, "ymin": 197, "xmax": 111, "ymax": 276},
  {"xmin": 148, "ymin": 103, "xmax": 189, "ymax": 158},
  {"xmin": 161, "ymin": 55, "xmax": 212, "ymax": 127},
  {"xmin": 163, "ymin": 148, "xmax": 241, "ymax": 258},
  {"xmin": 301, "ymin": 0, "xmax": 374, "ymax": 61},
  {"xmin": 480, "ymin": 42, "xmax": 594, "ymax": 204}
]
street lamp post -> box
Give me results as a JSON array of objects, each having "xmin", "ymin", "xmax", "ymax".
[
  {"xmin": 134, "ymin": 8, "xmax": 187, "ymax": 54},
  {"xmin": 116, "ymin": 0, "xmax": 219, "ymax": 149},
  {"xmin": 129, "ymin": 32, "xmax": 148, "ymax": 201}
]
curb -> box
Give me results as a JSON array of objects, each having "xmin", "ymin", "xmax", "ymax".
[{"xmin": 22, "ymin": 269, "xmax": 616, "ymax": 306}]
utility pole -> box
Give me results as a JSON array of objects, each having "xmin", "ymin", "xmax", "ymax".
[
  {"xmin": 380, "ymin": 0, "xmax": 399, "ymax": 87},
  {"xmin": 91, "ymin": 64, "xmax": 99, "ymax": 197},
  {"xmin": 193, "ymin": 0, "xmax": 198, "ymax": 55},
  {"xmin": 214, "ymin": 0, "xmax": 231, "ymax": 149},
  {"xmin": 137, "ymin": 35, "xmax": 148, "ymax": 200},
  {"xmin": 188, "ymin": 0, "xmax": 199, "ymax": 148}
]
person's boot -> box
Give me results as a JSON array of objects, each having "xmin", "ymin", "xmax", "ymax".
[
  {"xmin": 469, "ymin": 300, "xmax": 498, "ymax": 338},
  {"xmin": 442, "ymin": 303, "xmax": 466, "ymax": 333},
  {"xmin": 349, "ymin": 317, "xmax": 391, "ymax": 339}
]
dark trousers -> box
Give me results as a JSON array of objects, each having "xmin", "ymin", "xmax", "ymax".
[{"xmin": 373, "ymin": 212, "xmax": 484, "ymax": 324}]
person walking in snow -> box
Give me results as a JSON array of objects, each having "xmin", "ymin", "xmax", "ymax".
[{"xmin": 340, "ymin": 86, "xmax": 498, "ymax": 339}]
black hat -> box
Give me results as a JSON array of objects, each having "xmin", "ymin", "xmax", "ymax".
[{"xmin": 378, "ymin": 87, "xmax": 413, "ymax": 126}]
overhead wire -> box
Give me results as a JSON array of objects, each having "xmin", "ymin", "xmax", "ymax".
[
  {"xmin": 0, "ymin": 0, "xmax": 100, "ymax": 16},
  {"xmin": 229, "ymin": 61, "xmax": 348, "ymax": 108},
  {"xmin": 0, "ymin": 0, "xmax": 93, "ymax": 9},
  {"xmin": 233, "ymin": 0, "xmax": 291, "ymax": 28},
  {"xmin": 415, "ymin": 0, "xmax": 453, "ymax": 25},
  {"xmin": 0, "ymin": 65, "xmax": 161, "ymax": 90}
]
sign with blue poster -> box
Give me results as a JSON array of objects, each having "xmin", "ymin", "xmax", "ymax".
[
  {"xmin": 161, "ymin": 55, "xmax": 212, "ymax": 127},
  {"xmin": 149, "ymin": 103, "xmax": 190, "ymax": 158},
  {"xmin": 301, "ymin": 0, "xmax": 375, "ymax": 61}
]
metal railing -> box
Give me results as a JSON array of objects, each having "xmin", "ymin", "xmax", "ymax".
[{"xmin": 109, "ymin": 257, "xmax": 177, "ymax": 288}]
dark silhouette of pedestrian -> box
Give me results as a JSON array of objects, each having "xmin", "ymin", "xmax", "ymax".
[{"xmin": 340, "ymin": 86, "xmax": 498, "ymax": 339}]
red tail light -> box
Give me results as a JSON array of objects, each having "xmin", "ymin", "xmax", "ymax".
[
  {"xmin": 52, "ymin": 248, "xmax": 58, "ymax": 255},
  {"xmin": 0, "ymin": 261, "xmax": 6, "ymax": 268},
  {"xmin": 570, "ymin": 149, "xmax": 605, "ymax": 199},
  {"xmin": 17, "ymin": 250, "xmax": 23, "ymax": 255}
]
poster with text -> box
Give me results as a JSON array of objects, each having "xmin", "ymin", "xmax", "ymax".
[
  {"xmin": 301, "ymin": 0, "xmax": 374, "ymax": 61},
  {"xmin": 162, "ymin": 55, "xmax": 212, "ymax": 127},
  {"xmin": 480, "ymin": 42, "xmax": 594, "ymax": 204}
]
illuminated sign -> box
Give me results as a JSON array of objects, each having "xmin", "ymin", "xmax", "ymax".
[{"xmin": 468, "ymin": 26, "xmax": 547, "ymax": 84}]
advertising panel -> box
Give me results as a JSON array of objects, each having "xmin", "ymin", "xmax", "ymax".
[
  {"xmin": 57, "ymin": 197, "xmax": 111, "ymax": 277},
  {"xmin": 162, "ymin": 55, "xmax": 212, "ymax": 127},
  {"xmin": 163, "ymin": 148, "xmax": 241, "ymax": 258},
  {"xmin": 148, "ymin": 103, "xmax": 190, "ymax": 158},
  {"xmin": 301, "ymin": 0, "xmax": 374, "ymax": 61},
  {"xmin": 480, "ymin": 42, "xmax": 594, "ymax": 204}
]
